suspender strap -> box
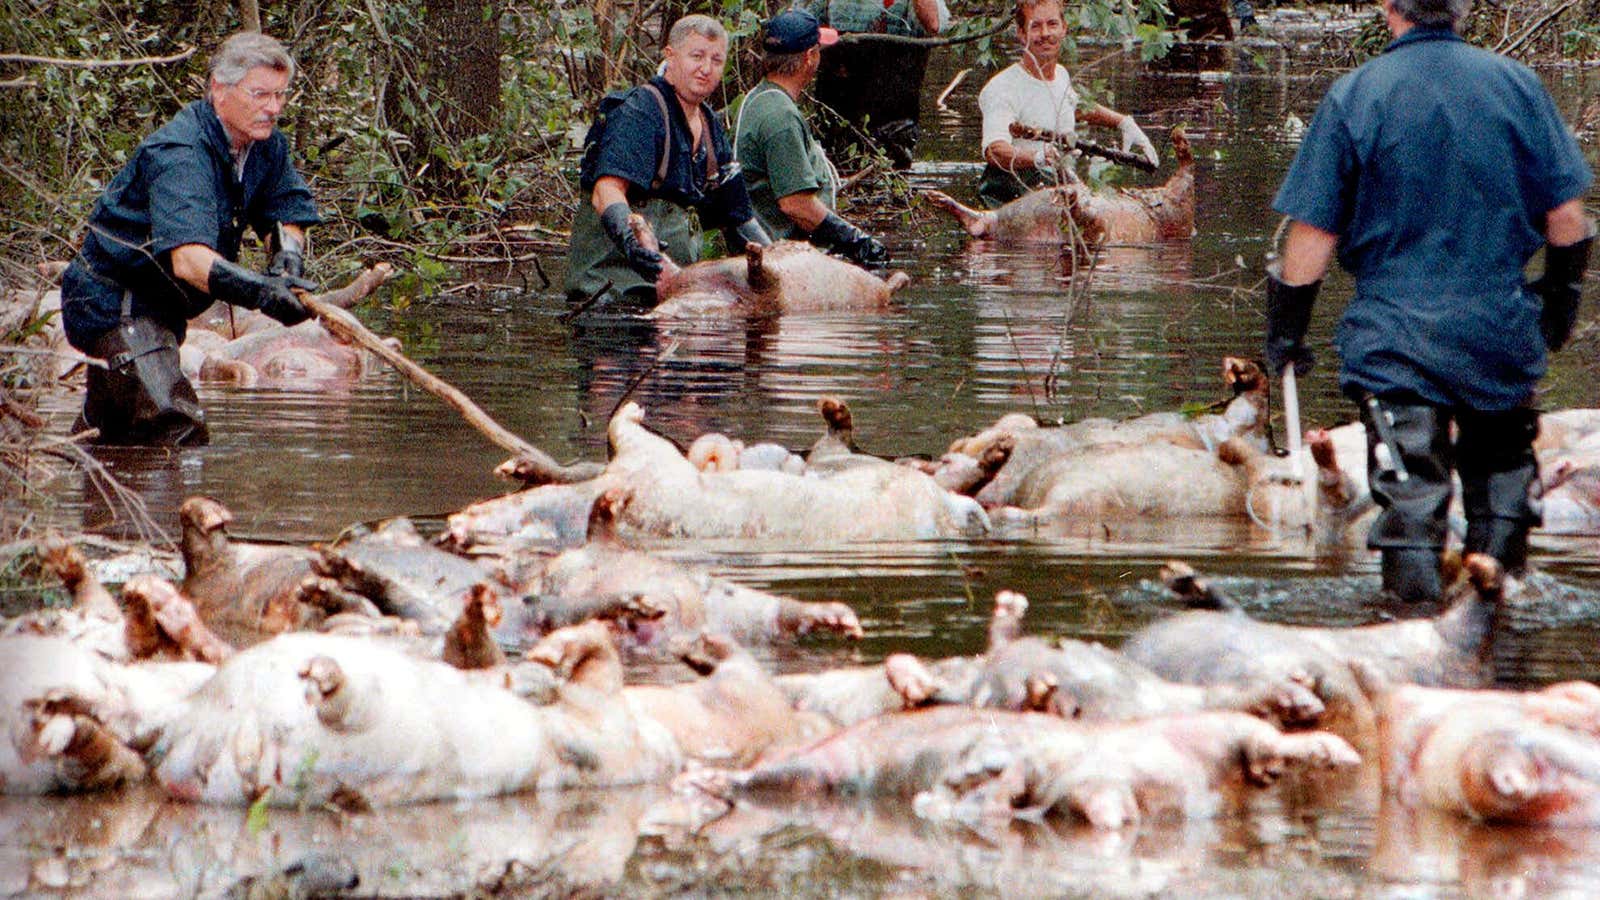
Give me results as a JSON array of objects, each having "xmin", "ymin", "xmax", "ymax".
[{"xmin": 639, "ymin": 83, "xmax": 719, "ymax": 192}]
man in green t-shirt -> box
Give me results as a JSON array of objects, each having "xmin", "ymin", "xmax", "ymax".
[{"xmin": 733, "ymin": 9, "xmax": 888, "ymax": 267}]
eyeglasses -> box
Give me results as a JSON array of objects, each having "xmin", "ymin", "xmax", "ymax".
[{"xmin": 238, "ymin": 86, "xmax": 291, "ymax": 104}]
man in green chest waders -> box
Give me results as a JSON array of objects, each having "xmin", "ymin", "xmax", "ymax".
[{"xmin": 565, "ymin": 14, "xmax": 772, "ymax": 310}]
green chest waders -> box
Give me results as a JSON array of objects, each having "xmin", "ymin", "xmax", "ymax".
[{"xmin": 565, "ymin": 197, "xmax": 701, "ymax": 308}]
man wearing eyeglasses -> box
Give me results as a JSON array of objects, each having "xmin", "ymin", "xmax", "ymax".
[{"xmin": 60, "ymin": 31, "xmax": 321, "ymax": 446}]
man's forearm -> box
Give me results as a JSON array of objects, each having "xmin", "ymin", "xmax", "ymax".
[{"xmin": 1278, "ymin": 220, "xmax": 1338, "ymax": 286}]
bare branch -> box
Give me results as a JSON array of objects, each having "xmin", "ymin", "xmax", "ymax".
[{"xmin": 0, "ymin": 45, "xmax": 197, "ymax": 69}]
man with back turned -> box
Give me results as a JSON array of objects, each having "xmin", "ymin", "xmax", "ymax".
[{"xmin": 1264, "ymin": 0, "xmax": 1593, "ymax": 603}]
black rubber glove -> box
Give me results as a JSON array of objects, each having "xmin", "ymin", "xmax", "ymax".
[
  {"xmin": 1264, "ymin": 266, "xmax": 1320, "ymax": 376},
  {"xmin": 265, "ymin": 223, "xmax": 306, "ymax": 279},
  {"xmin": 1532, "ymin": 232, "xmax": 1593, "ymax": 352},
  {"xmin": 724, "ymin": 218, "xmax": 772, "ymax": 251},
  {"xmin": 209, "ymin": 257, "xmax": 315, "ymax": 326},
  {"xmin": 598, "ymin": 202, "xmax": 665, "ymax": 281},
  {"xmin": 809, "ymin": 213, "xmax": 890, "ymax": 268}
]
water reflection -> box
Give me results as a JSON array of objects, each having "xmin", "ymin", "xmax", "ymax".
[{"xmin": 11, "ymin": 33, "xmax": 1600, "ymax": 899}]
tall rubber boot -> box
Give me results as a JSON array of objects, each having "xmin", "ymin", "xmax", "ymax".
[
  {"xmin": 1381, "ymin": 548, "xmax": 1443, "ymax": 606},
  {"xmin": 1464, "ymin": 519, "xmax": 1529, "ymax": 575},
  {"xmin": 1362, "ymin": 397, "xmax": 1452, "ymax": 606},
  {"xmin": 1457, "ymin": 406, "xmax": 1540, "ymax": 578}
]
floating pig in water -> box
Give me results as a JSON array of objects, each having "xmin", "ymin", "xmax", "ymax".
[
  {"xmin": 936, "ymin": 357, "xmax": 1271, "ymax": 509},
  {"xmin": 1374, "ymin": 680, "xmax": 1600, "ymax": 825},
  {"xmin": 178, "ymin": 496, "xmax": 323, "ymax": 643},
  {"xmin": 525, "ymin": 488, "xmax": 863, "ymax": 653},
  {"xmin": 776, "ymin": 591, "xmax": 1322, "ymax": 729},
  {"xmin": 531, "ymin": 623, "xmax": 832, "ymax": 769},
  {"xmin": 1, "ymin": 635, "xmax": 213, "ymax": 794},
  {"xmin": 180, "ymin": 264, "xmax": 394, "ymax": 386},
  {"xmin": 922, "ymin": 127, "xmax": 1195, "ymax": 247},
  {"xmin": 149, "ymin": 632, "xmax": 682, "ymax": 807},
  {"xmin": 691, "ymin": 705, "xmax": 1357, "ymax": 828},
  {"xmin": 628, "ymin": 215, "xmax": 909, "ymax": 317},
  {"xmin": 444, "ymin": 401, "xmax": 989, "ymax": 549},
  {"xmin": 1123, "ymin": 555, "xmax": 1510, "ymax": 744}
]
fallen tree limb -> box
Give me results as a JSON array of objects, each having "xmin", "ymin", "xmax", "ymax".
[
  {"xmin": 299, "ymin": 267, "xmax": 604, "ymax": 486},
  {"xmin": 0, "ymin": 46, "xmax": 196, "ymax": 69}
]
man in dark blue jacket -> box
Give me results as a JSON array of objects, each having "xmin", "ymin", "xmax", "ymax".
[
  {"xmin": 61, "ymin": 31, "xmax": 321, "ymax": 446},
  {"xmin": 565, "ymin": 14, "xmax": 770, "ymax": 308},
  {"xmin": 1264, "ymin": 0, "xmax": 1593, "ymax": 603}
]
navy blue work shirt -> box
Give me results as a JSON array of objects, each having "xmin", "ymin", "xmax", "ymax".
[
  {"xmin": 1274, "ymin": 26, "xmax": 1592, "ymax": 411},
  {"xmin": 579, "ymin": 76, "xmax": 754, "ymax": 229},
  {"xmin": 61, "ymin": 98, "xmax": 320, "ymax": 350}
]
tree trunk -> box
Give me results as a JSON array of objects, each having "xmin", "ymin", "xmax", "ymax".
[
  {"xmin": 425, "ymin": 0, "xmax": 502, "ymax": 140},
  {"xmin": 238, "ymin": 0, "xmax": 261, "ymax": 32}
]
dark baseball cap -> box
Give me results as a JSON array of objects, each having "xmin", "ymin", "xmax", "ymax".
[{"xmin": 763, "ymin": 9, "xmax": 840, "ymax": 53}]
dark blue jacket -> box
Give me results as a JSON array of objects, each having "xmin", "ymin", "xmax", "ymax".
[
  {"xmin": 579, "ymin": 76, "xmax": 753, "ymax": 229},
  {"xmin": 1274, "ymin": 26, "xmax": 1592, "ymax": 411},
  {"xmin": 62, "ymin": 99, "xmax": 320, "ymax": 349}
]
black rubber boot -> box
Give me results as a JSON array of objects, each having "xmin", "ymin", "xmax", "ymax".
[
  {"xmin": 1457, "ymin": 407, "xmax": 1541, "ymax": 576},
  {"xmin": 1381, "ymin": 548, "xmax": 1444, "ymax": 607},
  {"xmin": 1464, "ymin": 518, "xmax": 1529, "ymax": 575},
  {"xmin": 1362, "ymin": 397, "xmax": 1452, "ymax": 606},
  {"xmin": 83, "ymin": 317, "xmax": 208, "ymax": 447}
]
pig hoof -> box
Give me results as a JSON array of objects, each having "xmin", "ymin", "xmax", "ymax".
[
  {"xmin": 993, "ymin": 590, "xmax": 1028, "ymax": 621},
  {"xmin": 885, "ymin": 654, "xmax": 946, "ymax": 707},
  {"xmin": 677, "ymin": 631, "xmax": 736, "ymax": 674},
  {"xmin": 1281, "ymin": 732, "xmax": 1362, "ymax": 770},
  {"xmin": 794, "ymin": 603, "xmax": 863, "ymax": 639}
]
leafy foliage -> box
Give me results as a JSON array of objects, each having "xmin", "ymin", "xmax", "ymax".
[{"xmin": 2, "ymin": 0, "xmax": 1214, "ymax": 286}]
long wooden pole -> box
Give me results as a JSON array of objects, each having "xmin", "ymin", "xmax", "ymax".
[{"xmin": 301, "ymin": 268, "xmax": 603, "ymax": 486}]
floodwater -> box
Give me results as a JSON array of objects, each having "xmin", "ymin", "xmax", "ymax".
[{"xmin": 10, "ymin": 19, "xmax": 1600, "ymax": 898}]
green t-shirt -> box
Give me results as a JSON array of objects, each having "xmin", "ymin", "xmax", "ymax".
[{"xmin": 733, "ymin": 82, "xmax": 835, "ymax": 241}]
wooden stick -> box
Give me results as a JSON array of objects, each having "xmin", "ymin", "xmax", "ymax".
[
  {"xmin": 299, "ymin": 269, "xmax": 604, "ymax": 485},
  {"xmin": 1007, "ymin": 123, "xmax": 1158, "ymax": 173}
]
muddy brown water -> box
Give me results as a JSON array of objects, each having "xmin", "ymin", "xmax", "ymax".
[{"xmin": 10, "ymin": 28, "xmax": 1600, "ymax": 898}]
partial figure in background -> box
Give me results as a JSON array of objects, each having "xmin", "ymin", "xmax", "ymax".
[
  {"xmin": 976, "ymin": 0, "xmax": 1160, "ymax": 208},
  {"xmin": 1263, "ymin": 0, "xmax": 1594, "ymax": 604},
  {"xmin": 804, "ymin": 0, "xmax": 951, "ymax": 170},
  {"xmin": 59, "ymin": 32, "xmax": 321, "ymax": 446},
  {"xmin": 564, "ymin": 15, "xmax": 771, "ymax": 309},
  {"xmin": 734, "ymin": 9, "xmax": 889, "ymax": 268}
]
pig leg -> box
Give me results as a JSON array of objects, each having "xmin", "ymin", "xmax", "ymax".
[
  {"xmin": 1242, "ymin": 728, "xmax": 1362, "ymax": 786},
  {"xmin": 525, "ymin": 621, "xmax": 625, "ymax": 695},
  {"xmin": 988, "ymin": 590, "xmax": 1029, "ymax": 650},
  {"xmin": 442, "ymin": 583, "xmax": 507, "ymax": 671},
  {"xmin": 122, "ymin": 575, "xmax": 234, "ymax": 663},
  {"xmin": 24, "ymin": 693, "xmax": 147, "ymax": 790},
  {"xmin": 1065, "ymin": 780, "xmax": 1142, "ymax": 829},
  {"xmin": 921, "ymin": 190, "xmax": 997, "ymax": 239},
  {"xmin": 1159, "ymin": 561, "xmax": 1242, "ymax": 612},
  {"xmin": 292, "ymin": 575, "xmax": 384, "ymax": 619},
  {"xmin": 775, "ymin": 598, "xmax": 864, "ymax": 639},
  {"xmin": 36, "ymin": 533, "xmax": 120, "ymax": 620},
  {"xmin": 1209, "ymin": 673, "xmax": 1327, "ymax": 728}
]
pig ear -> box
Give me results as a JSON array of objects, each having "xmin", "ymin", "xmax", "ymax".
[{"xmin": 180, "ymin": 496, "xmax": 233, "ymax": 533}]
